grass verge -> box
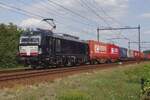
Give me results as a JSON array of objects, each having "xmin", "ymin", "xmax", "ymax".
[{"xmin": 0, "ymin": 62, "xmax": 150, "ymax": 100}]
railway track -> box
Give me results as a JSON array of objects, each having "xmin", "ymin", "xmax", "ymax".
[
  {"xmin": 0, "ymin": 67, "xmax": 32, "ymax": 74},
  {"xmin": 0, "ymin": 61, "xmax": 140, "ymax": 82}
]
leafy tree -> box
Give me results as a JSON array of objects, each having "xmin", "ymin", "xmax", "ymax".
[{"xmin": 0, "ymin": 23, "xmax": 22, "ymax": 68}]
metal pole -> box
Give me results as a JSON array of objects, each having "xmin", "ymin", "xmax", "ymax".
[
  {"xmin": 138, "ymin": 24, "xmax": 141, "ymax": 53},
  {"xmin": 138, "ymin": 24, "xmax": 141, "ymax": 60},
  {"xmin": 138, "ymin": 24, "xmax": 141, "ymax": 61},
  {"xmin": 128, "ymin": 41, "xmax": 130, "ymax": 50},
  {"xmin": 97, "ymin": 28, "xmax": 99, "ymax": 42}
]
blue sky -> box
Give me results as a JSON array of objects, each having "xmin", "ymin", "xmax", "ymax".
[{"xmin": 0, "ymin": 0, "xmax": 150, "ymax": 51}]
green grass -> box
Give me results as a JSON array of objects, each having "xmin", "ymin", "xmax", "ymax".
[
  {"xmin": 0, "ymin": 62, "xmax": 150, "ymax": 100},
  {"xmin": 0, "ymin": 67, "xmax": 27, "ymax": 71},
  {"xmin": 0, "ymin": 65, "xmax": 24, "ymax": 70}
]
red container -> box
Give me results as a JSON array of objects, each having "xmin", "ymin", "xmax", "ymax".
[
  {"xmin": 88, "ymin": 40, "xmax": 119, "ymax": 63},
  {"xmin": 146, "ymin": 54, "xmax": 150, "ymax": 59},
  {"xmin": 127, "ymin": 49, "xmax": 134, "ymax": 58},
  {"xmin": 107, "ymin": 43, "xmax": 120, "ymax": 62},
  {"xmin": 133, "ymin": 50, "xmax": 140, "ymax": 59},
  {"xmin": 140, "ymin": 52, "xmax": 144, "ymax": 59},
  {"xmin": 88, "ymin": 40, "xmax": 108, "ymax": 60}
]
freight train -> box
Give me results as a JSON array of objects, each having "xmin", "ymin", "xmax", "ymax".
[{"xmin": 18, "ymin": 29, "xmax": 149, "ymax": 69}]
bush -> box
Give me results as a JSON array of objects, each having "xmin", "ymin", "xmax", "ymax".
[{"xmin": 0, "ymin": 23, "xmax": 22, "ymax": 68}]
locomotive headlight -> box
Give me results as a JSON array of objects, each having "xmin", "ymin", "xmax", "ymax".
[
  {"xmin": 19, "ymin": 46, "xmax": 26, "ymax": 52},
  {"xmin": 19, "ymin": 46, "xmax": 21, "ymax": 49},
  {"xmin": 30, "ymin": 46, "xmax": 38, "ymax": 52},
  {"xmin": 19, "ymin": 46, "xmax": 23, "ymax": 50}
]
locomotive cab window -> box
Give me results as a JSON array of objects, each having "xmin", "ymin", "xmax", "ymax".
[
  {"xmin": 30, "ymin": 38, "xmax": 39, "ymax": 43},
  {"xmin": 20, "ymin": 36, "xmax": 41, "ymax": 44}
]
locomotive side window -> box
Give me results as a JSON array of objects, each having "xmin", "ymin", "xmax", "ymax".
[
  {"xmin": 49, "ymin": 38, "xmax": 52, "ymax": 53},
  {"xmin": 56, "ymin": 39, "xmax": 61, "ymax": 52}
]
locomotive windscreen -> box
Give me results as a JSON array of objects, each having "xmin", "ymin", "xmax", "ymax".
[
  {"xmin": 21, "ymin": 37, "xmax": 39, "ymax": 43},
  {"xmin": 20, "ymin": 36, "xmax": 41, "ymax": 44}
]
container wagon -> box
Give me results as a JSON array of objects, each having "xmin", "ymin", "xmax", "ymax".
[
  {"xmin": 133, "ymin": 50, "xmax": 140, "ymax": 60},
  {"xmin": 119, "ymin": 47, "xmax": 127, "ymax": 61},
  {"xmin": 88, "ymin": 40, "xmax": 108, "ymax": 64},
  {"xmin": 127, "ymin": 49, "xmax": 134, "ymax": 60},
  {"xmin": 107, "ymin": 43, "xmax": 120, "ymax": 62},
  {"xmin": 88, "ymin": 40, "xmax": 120, "ymax": 63}
]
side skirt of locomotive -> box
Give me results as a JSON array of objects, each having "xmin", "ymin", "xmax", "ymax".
[
  {"xmin": 21, "ymin": 55, "xmax": 89, "ymax": 69},
  {"xmin": 45, "ymin": 55, "xmax": 88, "ymax": 67}
]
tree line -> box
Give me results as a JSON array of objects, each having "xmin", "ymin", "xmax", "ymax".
[{"xmin": 0, "ymin": 23, "xmax": 22, "ymax": 68}]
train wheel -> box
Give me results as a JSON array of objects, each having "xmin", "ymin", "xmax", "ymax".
[
  {"xmin": 65, "ymin": 59, "xmax": 72, "ymax": 67},
  {"xmin": 40, "ymin": 61, "xmax": 49, "ymax": 69},
  {"xmin": 90, "ymin": 60, "xmax": 97, "ymax": 65},
  {"xmin": 31, "ymin": 65, "xmax": 36, "ymax": 69},
  {"xmin": 23, "ymin": 63, "xmax": 29, "ymax": 67},
  {"xmin": 43, "ymin": 64, "xmax": 49, "ymax": 69},
  {"xmin": 101, "ymin": 59, "xmax": 107, "ymax": 64}
]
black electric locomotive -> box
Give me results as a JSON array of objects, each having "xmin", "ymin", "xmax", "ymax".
[{"xmin": 18, "ymin": 29, "xmax": 89, "ymax": 68}]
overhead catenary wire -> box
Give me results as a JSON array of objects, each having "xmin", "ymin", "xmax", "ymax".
[
  {"xmin": 78, "ymin": 0, "xmax": 129, "ymax": 40},
  {"xmin": 0, "ymin": 1, "xmax": 45, "ymax": 19},
  {"xmin": 0, "ymin": 5, "xmax": 31, "ymax": 18},
  {"xmin": 0, "ymin": 1, "xmax": 91, "ymax": 32},
  {"xmin": 77, "ymin": 0, "xmax": 128, "ymax": 42},
  {"xmin": 90, "ymin": 0, "xmax": 131, "ymax": 41},
  {"xmin": 45, "ymin": 0, "xmax": 102, "ymax": 36},
  {"xmin": 39, "ymin": 0, "xmax": 99, "ymax": 31},
  {"xmin": 41, "ymin": 0, "xmax": 97, "ymax": 27},
  {"xmin": 86, "ymin": 0, "xmax": 130, "ymax": 42},
  {"xmin": 89, "ymin": 0, "xmax": 123, "ymax": 26},
  {"xmin": 79, "ymin": 0, "xmax": 111, "ymax": 26},
  {"xmin": 0, "ymin": 0, "xmax": 109, "ymax": 34},
  {"xmin": 17, "ymin": 0, "xmax": 97, "ymax": 30},
  {"xmin": 77, "ymin": 0, "xmax": 119, "ymax": 33},
  {"xmin": 47, "ymin": 0, "xmax": 98, "ymax": 25},
  {"xmin": 0, "ymin": 3, "xmax": 41, "ymax": 19}
]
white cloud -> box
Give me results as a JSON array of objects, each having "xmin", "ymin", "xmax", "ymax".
[
  {"xmin": 95, "ymin": 0, "xmax": 128, "ymax": 7},
  {"xmin": 141, "ymin": 13, "xmax": 150, "ymax": 18},
  {"xmin": 94, "ymin": 0, "xmax": 128, "ymax": 17},
  {"xmin": 19, "ymin": 18, "xmax": 50, "ymax": 29},
  {"xmin": 143, "ymin": 30, "xmax": 150, "ymax": 34}
]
